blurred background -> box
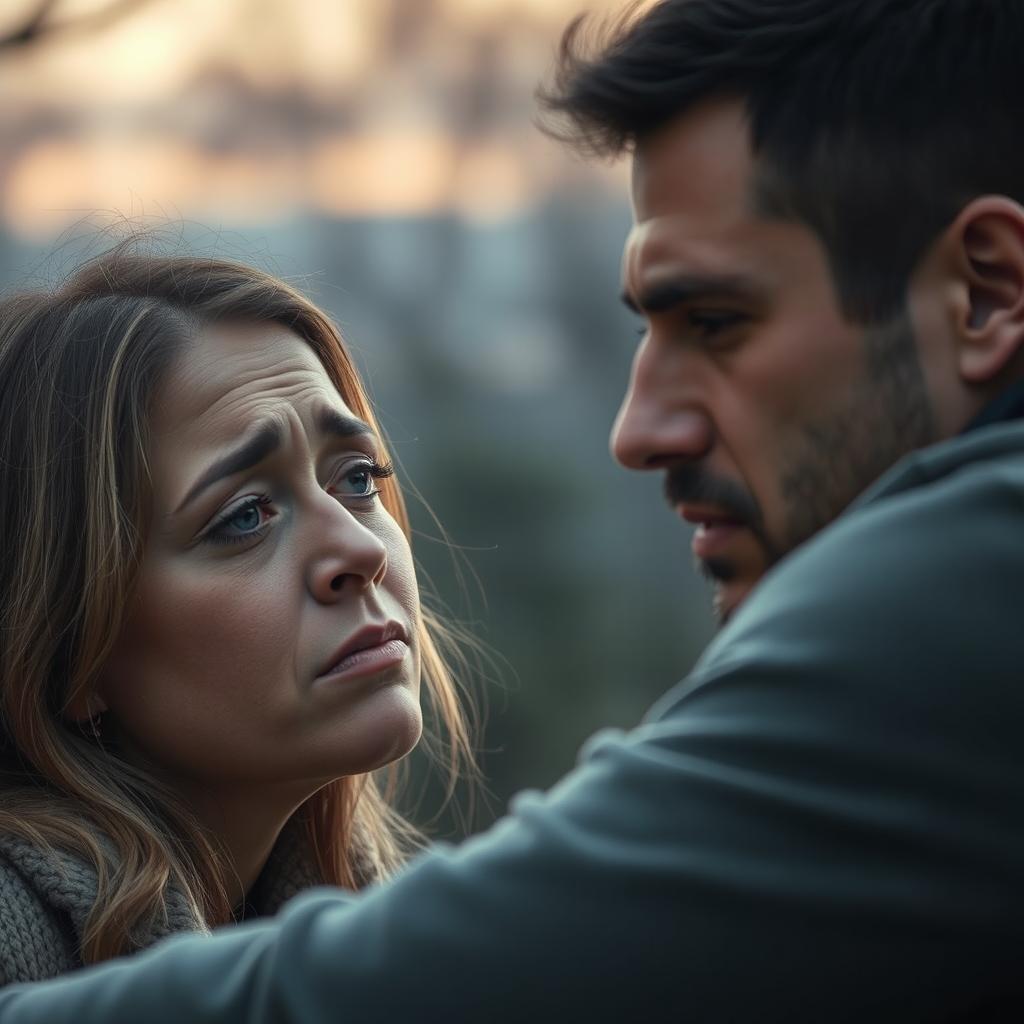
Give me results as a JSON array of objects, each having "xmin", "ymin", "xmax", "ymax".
[{"xmin": 0, "ymin": 0, "xmax": 715, "ymax": 836}]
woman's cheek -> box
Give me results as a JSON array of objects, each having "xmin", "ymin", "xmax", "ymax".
[{"xmin": 99, "ymin": 561, "xmax": 296, "ymax": 770}]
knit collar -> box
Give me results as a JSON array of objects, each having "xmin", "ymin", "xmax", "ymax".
[{"xmin": 0, "ymin": 816, "xmax": 327, "ymax": 955}]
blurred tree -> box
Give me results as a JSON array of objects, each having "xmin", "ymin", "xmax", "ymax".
[{"xmin": 0, "ymin": 0, "xmax": 159, "ymax": 52}]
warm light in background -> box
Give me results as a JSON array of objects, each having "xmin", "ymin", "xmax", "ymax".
[
  {"xmin": 0, "ymin": 0, "xmax": 631, "ymax": 238},
  {"xmin": 0, "ymin": 0, "xmax": 701, "ymax": 836}
]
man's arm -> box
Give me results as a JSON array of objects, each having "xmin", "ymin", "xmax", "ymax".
[{"xmin": 2, "ymin": 454, "xmax": 1023, "ymax": 1022}]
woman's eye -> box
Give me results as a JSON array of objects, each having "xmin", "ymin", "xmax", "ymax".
[
  {"xmin": 230, "ymin": 504, "xmax": 261, "ymax": 531},
  {"xmin": 343, "ymin": 466, "xmax": 374, "ymax": 495},
  {"xmin": 331, "ymin": 459, "xmax": 394, "ymax": 499},
  {"xmin": 205, "ymin": 496, "xmax": 273, "ymax": 546}
]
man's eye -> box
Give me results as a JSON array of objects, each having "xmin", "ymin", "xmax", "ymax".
[{"xmin": 687, "ymin": 311, "xmax": 746, "ymax": 338}]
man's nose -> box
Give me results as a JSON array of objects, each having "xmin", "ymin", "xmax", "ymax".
[{"xmin": 610, "ymin": 342, "xmax": 714, "ymax": 469}]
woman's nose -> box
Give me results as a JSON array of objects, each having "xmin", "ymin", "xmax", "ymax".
[{"xmin": 307, "ymin": 504, "xmax": 389, "ymax": 603}]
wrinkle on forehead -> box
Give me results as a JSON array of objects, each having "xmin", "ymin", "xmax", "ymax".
[
  {"xmin": 146, "ymin": 323, "xmax": 359, "ymax": 517},
  {"xmin": 623, "ymin": 100, "xmax": 770, "ymax": 302},
  {"xmin": 621, "ymin": 215, "xmax": 775, "ymax": 303},
  {"xmin": 154, "ymin": 322, "xmax": 347, "ymax": 444}
]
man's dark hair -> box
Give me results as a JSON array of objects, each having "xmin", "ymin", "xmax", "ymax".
[{"xmin": 539, "ymin": 0, "xmax": 1024, "ymax": 324}]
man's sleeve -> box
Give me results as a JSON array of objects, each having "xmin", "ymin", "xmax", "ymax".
[{"xmin": 2, "ymin": 458, "xmax": 1023, "ymax": 1023}]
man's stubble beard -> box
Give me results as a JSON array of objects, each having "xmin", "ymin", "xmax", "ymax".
[
  {"xmin": 776, "ymin": 309, "xmax": 937, "ymax": 559},
  {"xmin": 676, "ymin": 308, "xmax": 936, "ymax": 626}
]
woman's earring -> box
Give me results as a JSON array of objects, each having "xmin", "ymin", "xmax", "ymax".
[{"xmin": 80, "ymin": 696, "xmax": 108, "ymax": 742}]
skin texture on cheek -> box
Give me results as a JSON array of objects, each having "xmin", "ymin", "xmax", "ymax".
[
  {"xmin": 99, "ymin": 558, "xmax": 300, "ymax": 784},
  {"xmin": 103, "ymin": 521, "xmax": 422, "ymax": 791},
  {"xmin": 776, "ymin": 311, "xmax": 937, "ymax": 552}
]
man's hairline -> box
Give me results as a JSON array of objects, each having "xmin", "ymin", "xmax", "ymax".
[{"xmin": 625, "ymin": 100, "xmax": 861, "ymax": 320}]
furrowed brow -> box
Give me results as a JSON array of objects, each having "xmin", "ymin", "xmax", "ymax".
[
  {"xmin": 622, "ymin": 274, "xmax": 763, "ymax": 316},
  {"xmin": 316, "ymin": 407, "xmax": 376, "ymax": 442},
  {"xmin": 175, "ymin": 421, "xmax": 281, "ymax": 514}
]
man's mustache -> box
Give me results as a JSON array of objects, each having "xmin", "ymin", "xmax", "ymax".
[{"xmin": 663, "ymin": 464, "xmax": 764, "ymax": 533}]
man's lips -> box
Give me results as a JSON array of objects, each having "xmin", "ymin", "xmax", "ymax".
[
  {"xmin": 317, "ymin": 621, "xmax": 409, "ymax": 683},
  {"xmin": 677, "ymin": 504, "xmax": 749, "ymax": 560}
]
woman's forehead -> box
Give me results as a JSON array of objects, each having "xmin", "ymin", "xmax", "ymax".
[{"xmin": 153, "ymin": 321, "xmax": 350, "ymax": 439}]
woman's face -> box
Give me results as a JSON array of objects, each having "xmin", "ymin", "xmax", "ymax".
[{"xmin": 97, "ymin": 321, "xmax": 423, "ymax": 801}]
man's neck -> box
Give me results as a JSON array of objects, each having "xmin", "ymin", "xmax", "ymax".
[{"xmin": 961, "ymin": 375, "xmax": 1024, "ymax": 434}]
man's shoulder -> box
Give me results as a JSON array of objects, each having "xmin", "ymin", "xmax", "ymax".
[
  {"xmin": 754, "ymin": 419, "xmax": 1024, "ymax": 629},
  {"xmin": 650, "ymin": 422, "xmax": 1024, "ymax": 727},
  {"xmin": 853, "ymin": 417, "xmax": 1024, "ymax": 511}
]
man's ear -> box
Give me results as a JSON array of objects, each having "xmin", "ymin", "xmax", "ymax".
[{"xmin": 948, "ymin": 197, "xmax": 1024, "ymax": 384}]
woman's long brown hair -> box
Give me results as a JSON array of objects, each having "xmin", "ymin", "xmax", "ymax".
[{"xmin": 0, "ymin": 243, "xmax": 476, "ymax": 963}]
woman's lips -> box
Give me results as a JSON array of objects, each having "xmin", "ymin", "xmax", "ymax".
[{"xmin": 318, "ymin": 639, "xmax": 409, "ymax": 684}]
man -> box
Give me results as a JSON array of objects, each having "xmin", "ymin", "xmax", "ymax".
[{"xmin": 2, "ymin": 1, "xmax": 1024, "ymax": 1020}]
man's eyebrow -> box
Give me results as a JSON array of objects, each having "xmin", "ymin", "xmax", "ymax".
[
  {"xmin": 621, "ymin": 274, "xmax": 764, "ymax": 316},
  {"xmin": 174, "ymin": 421, "xmax": 282, "ymax": 515}
]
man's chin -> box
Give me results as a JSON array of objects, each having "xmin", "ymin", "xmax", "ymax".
[
  {"xmin": 696, "ymin": 550, "xmax": 766, "ymax": 626},
  {"xmin": 712, "ymin": 579, "xmax": 759, "ymax": 626}
]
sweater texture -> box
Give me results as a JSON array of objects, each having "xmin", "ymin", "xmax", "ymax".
[{"xmin": 0, "ymin": 818, "xmax": 346, "ymax": 985}]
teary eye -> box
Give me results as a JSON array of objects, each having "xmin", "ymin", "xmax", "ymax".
[
  {"xmin": 227, "ymin": 503, "xmax": 261, "ymax": 532},
  {"xmin": 342, "ymin": 464, "xmax": 374, "ymax": 495},
  {"xmin": 204, "ymin": 495, "xmax": 274, "ymax": 546},
  {"xmin": 330, "ymin": 459, "xmax": 395, "ymax": 499}
]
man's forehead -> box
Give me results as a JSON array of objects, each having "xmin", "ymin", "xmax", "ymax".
[
  {"xmin": 623, "ymin": 101, "xmax": 778, "ymax": 297},
  {"xmin": 621, "ymin": 211, "xmax": 762, "ymax": 298},
  {"xmin": 631, "ymin": 98, "xmax": 755, "ymax": 223}
]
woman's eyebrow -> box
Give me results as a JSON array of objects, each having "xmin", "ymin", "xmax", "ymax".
[
  {"xmin": 174, "ymin": 421, "xmax": 282, "ymax": 515},
  {"xmin": 316, "ymin": 407, "xmax": 375, "ymax": 443},
  {"xmin": 172, "ymin": 410, "xmax": 376, "ymax": 517}
]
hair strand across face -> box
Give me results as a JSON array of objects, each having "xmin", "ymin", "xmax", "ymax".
[{"xmin": 0, "ymin": 239, "xmax": 477, "ymax": 962}]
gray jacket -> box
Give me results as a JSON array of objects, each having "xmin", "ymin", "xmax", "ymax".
[{"xmin": 2, "ymin": 419, "xmax": 1024, "ymax": 1021}]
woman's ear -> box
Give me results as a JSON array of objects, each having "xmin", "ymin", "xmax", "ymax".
[
  {"xmin": 65, "ymin": 691, "xmax": 108, "ymax": 724},
  {"xmin": 949, "ymin": 197, "xmax": 1024, "ymax": 384}
]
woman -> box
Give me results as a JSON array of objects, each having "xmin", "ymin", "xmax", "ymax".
[{"xmin": 0, "ymin": 244, "xmax": 474, "ymax": 982}]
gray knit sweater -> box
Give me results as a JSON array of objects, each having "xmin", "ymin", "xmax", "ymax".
[{"xmin": 0, "ymin": 820, "xmax": 341, "ymax": 986}]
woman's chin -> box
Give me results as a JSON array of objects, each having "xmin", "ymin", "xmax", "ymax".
[{"xmin": 326, "ymin": 684, "xmax": 424, "ymax": 776}]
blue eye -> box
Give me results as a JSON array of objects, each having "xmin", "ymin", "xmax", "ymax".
[
  {"xmin": 332, "ymin": 459, "xmax": 394, "ymax": 500},
  {"xmin": 343, "ymin": 466, "xmax": 374, "ymax": 495},
  {"xmin": 230, "ymin": 504, "xmax": 261, "ymax": 531},
  {"xmin": 205, "ymin": 495, "xmax": 272, "ymax": 546}
]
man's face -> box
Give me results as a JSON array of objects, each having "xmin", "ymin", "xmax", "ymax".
[{"xmin": 614, "ymin": 99, "xmax": 935, "ymax": 622}]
